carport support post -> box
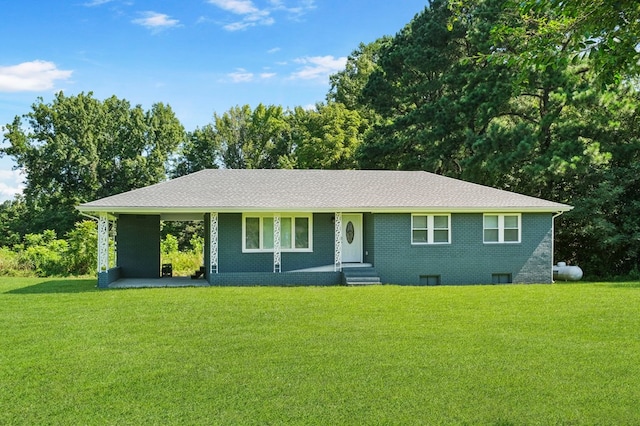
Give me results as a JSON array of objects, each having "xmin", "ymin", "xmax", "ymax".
[
  {"xmin": 210, "ymin": 212, "xmax": 218, "ymax": 274},
  {"xmin": 97, "ymin": 213, "xmax": 110, "ymax": 288},
  {"xmin": 273, "ymin": 214, "xmax": 281, "ymax": 273},
  {"xmin": 334, "ymin": 212, "xmax": 342, "ymax": 272}
]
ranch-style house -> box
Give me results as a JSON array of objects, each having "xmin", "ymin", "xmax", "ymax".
[{"xmin": 76, "ymin": 169, "xmax": 572, "ymax": 288}]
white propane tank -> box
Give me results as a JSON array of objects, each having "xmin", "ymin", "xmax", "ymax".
[{"xmin": 553, "ymin": 262, "xmax": 583, "ymax": 281}]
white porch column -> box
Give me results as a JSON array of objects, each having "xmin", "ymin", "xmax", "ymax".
[
  {"xmin": 110, "ymin": 218, "xmax": 117, "ymax": 268},
  {"xmin": 273, "ymin": 214, "xmax": 281, "ymax": 273},
  {"xmin": 97, "ymin": 213, "xmax": 109, "ymax": 273},
  {"xmin": 334, "ymin": 212, "xmax": 342, "ymax": 272},
  {"xmin": 210, "ymin": 212, "xmax": 219, "ymax": 274}
]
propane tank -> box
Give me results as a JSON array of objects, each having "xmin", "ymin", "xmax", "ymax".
[{"xmin": 553, "ymin": 262, "xmax": 583, "ymax": 281}]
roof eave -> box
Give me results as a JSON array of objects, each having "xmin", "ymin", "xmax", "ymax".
[{"xmin": 76, "ymin": 205, "xmax": 573, "ymax": 215}]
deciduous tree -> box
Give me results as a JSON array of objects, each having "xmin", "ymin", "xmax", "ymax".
[
  {"xmin": 289, "ymin": 103, "xmax": 364, "ymax": 169},
  {"xmin": 214, "ymin": 104, "xmax": 291, "ymax": 169},
  {"xmin": 1, "ymin": 91, "xmax": 184, "ymax": 235}
]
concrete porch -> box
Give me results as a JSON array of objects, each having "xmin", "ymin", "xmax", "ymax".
[{"xmin": 108, "ymin": 277, "xmax": 209, "ymax": 289}]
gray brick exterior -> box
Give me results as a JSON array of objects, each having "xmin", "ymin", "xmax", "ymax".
[
  {"xmin": 370, "ymin": 213, "xmax": 553, "ymax": 285},
  {"xmin": 97, "ymin": 267, "xmax": 121, "ymax": 288},
  {"xmin": 116, "ymin": 214, "xmax": 161, "ymax": 278},
  {"xmin": 213, "ymin": 213, "xmax": 335, "ymax": 274},
  {"xmin": 201, "ymin": 211, "xmax": 554, "ymax": 286},
  {"xmin": 112, "ymin": 211, "xmax": 553, "ymax": 286},
  {"xmin": 209, "ymin": 272, "xmax": 341, "ymax": 286},
  {"xmin": 364, "ymin": 213, "xmax": 375, "ymax": 264}
]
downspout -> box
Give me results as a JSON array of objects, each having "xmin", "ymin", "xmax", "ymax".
[{"xmin": 551, "ymin": 211, "xmax": 564, "ymax": 282}]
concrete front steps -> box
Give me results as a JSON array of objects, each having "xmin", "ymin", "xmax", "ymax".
[{"xmin": 342, "ymin": 264, "xmax": 381, "ymax": 286}]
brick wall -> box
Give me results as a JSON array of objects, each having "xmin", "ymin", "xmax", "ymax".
[
  {"xmin": 97, "ymin": 267, "xmax": 121, "ymax": 288},
  {"xmin": 116, "ymin": 214, "xmax": 160, "ymax": 278},
  {"xmin": 216, "ymin": 212, "xmax": 335, "ymax": 274},
  {"xmin": 372, "ymin": 213, "xmax": 553, "ymax": 285},
  {"xmin": 364, "ymin": 213, "xmax": 375, "ymax": 264},
  {"xmin": 209, "ymin": 271, "xmax": 341, "ymax": 286}
]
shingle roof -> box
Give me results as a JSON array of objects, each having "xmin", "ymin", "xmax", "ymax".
[{"xmin": 77, "ymin": 169, "xmax": 571, "ymax": 214}]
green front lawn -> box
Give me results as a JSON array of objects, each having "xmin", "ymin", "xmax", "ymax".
[{"xmin": 1, "ymin": 278, "xmax": 639, "ymax": 425}]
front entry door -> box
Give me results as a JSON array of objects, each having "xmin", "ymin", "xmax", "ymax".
[{"xmin": 342, "ymin": 214, "xmax": 363, "ymax": 263}]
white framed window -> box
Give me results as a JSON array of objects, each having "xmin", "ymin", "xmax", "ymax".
[
  {"xmin": 243, "ymin": 214, "xmax": 312, "ymax": 252},
  {"xmin": 483, "ymin": 214, "xmax": 521, "ymax": 243},
  {"xmin": 411, "ymin": 214, "xmax": 451, "ymax": 245}
]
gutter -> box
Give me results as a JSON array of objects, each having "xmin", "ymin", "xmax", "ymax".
[{"xmin": 80, "ymin": 212, "xmax": 100, "ymax": 221}]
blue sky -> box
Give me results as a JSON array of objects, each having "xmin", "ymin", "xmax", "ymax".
[{"xmin": 0, "ymin": 0, "xmax": 427, "ymax": 201}]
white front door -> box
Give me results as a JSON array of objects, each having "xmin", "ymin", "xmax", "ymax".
[{"xmin": 341, "ymin": 214, "xmax": 363, "ymax": 263}]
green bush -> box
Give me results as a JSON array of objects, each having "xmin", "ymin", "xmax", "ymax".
[
  {"xmin": 0, "ymin": 221, "xmax": 99, "ymax": 277},
  {"xmin": 0, "ymin": 247, "xmax": 32, "ymax": 276},
  {"xmin": 19, "ymin": 231, "xmax": 69, "ymax": 277},
  {"xmin": 160, "ymin": 233, "xmax": 179, "ymax": 255},
  {"xmin": 65, "ymin": 221, "xmax": 98, "ymax": 275},
  {"xmin": 2, "ymin": 224, "xmax": 202, "ymax": 278},
  {"xmin": 161, "ymin": 233, "xmax": 203, "ymax": 276}
]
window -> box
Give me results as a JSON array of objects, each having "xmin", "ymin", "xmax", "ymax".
[
  {"xmin": 419, "ymin": 275, "xmax": 441, "ymax": 286},
  {"xmin": 243, "ymin": 214, "xmax": 312, "ymax": 252},
  {"xmin": 412, "ymin": 214, "xmax": 450, "ymax": 244},
  {"xmin": 483, "ymin": 214, "xmax": 521, "ymax": 243},
  {"xmin": 492, "ymin": 273, "xmax": 512, "ymax": 284}
]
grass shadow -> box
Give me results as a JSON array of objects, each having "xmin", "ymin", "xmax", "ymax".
[{"xmin": 5, "ymin": 279, "xmax": 98, "ymax": 294}]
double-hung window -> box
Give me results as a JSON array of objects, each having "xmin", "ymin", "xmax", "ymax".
[
  {"xmin": 483, "ymin": 214, "xmax": 521, "ymax": 243},
  {"xmin": 243, "ymin": 214, "xmax": 312, "ymax": 252},
  {"xmin": 411, "ymin": 214, "xmax": 450, "ymax": 244}
]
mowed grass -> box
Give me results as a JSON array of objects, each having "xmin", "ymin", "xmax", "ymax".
[{"xmin": 1, "ymin": 278, "xmax": 639, "ymax": 425}]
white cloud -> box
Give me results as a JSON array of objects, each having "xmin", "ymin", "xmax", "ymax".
[
  {"xmin": 267, "ymin": 47, "xmax": 281, "ymax": 54},
  {"xmin": 207, "ymin": 0, "xmax": 271, "ymax": 30},
  {"xmin": 226, "ymin": 69, "xmax": 278, "ymax": 82},
  {"xmin": 0, "ymin": 170, "xmax": 24, "ymax": 201},
  {"xmin": 207, "ymin": 0, "xmax": 313, "ymax": 31},
  {"xmin": 0, "ymin": 60, "xmax": 73, "ymax": 93},
  {"xmin": 208, "ymin": 0, "xmax": 261, "ymax": 15},
  {"xmin": 290, "ymin": 55, "xmax": 347, "ymax": 81},
  {"xmin": 196, "ymin": 16, "xmax": 214, "ymax": 24},
  {"xmin": 269, "ymin": 0, "xmax": 315, "ymax": 18},
  {"xmin": 228, "ymin": 68, "xmax": 254, "ymax": 82},
  {"xmin": 132, "ymin": 11, "xmax": 180, "ymax": 32},
  {"xmin": 223, "ymin": 21, "xmax": 257, "ymax": 31},
  {"xmin": 83, "ymin": 0, "xmax": 115, "ymax": 6}
]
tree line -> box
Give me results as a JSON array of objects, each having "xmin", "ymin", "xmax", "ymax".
[{"xmin": 1, "ymin": 0, "xmax": 639, "ymax": 278}]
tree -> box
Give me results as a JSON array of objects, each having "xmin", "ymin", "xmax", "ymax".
[
  {"xmin": 449, "ymin": 0, "xmax": 640, "ymax": 85},
  {"xmin": 355, "ymin": 0, "xmax": 640, "ymax": 277},
  {"xmin": 0, "ymin": 197, "xmax": 29, "ymax": 247},
  {"xmin": 1, "ymin": 91, "xmax": 184, "ymax": 235},
  {"xmin": 214, "ymin": 104, "xmax": 291, "ymax": 169},
  {"xmin": 289, "ymin": 103, "xmax": 364, "ymax": 169},
  {"xmin": 171, "ymin": 125, "xmax": 219, "ymax": 177},
  {"xmin": 359, "ymin": 0, "xmax": 514, "ymax": 174},
  {"xmin": 327, "ymin": 37, "xmax": 392, "ymax": 113}
]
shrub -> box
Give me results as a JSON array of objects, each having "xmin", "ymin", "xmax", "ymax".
[
  {"xmin": 161, "ymin": 234, "xmax": 179, "ymax": 255},
  {"xmin": 65, "ymin": 221, "xmax": 98, "ymax": 275},
  {"xmin": 0, "ymin": 247, "xmax": 32, "ymax": 276},
  {"xmin": 161, "ymin": 233, "xmax": 203, "ymax": 276},
  {"xmin": 1, "ymin": 221, "xmax": 99, "ymax": 277},
  {"xmin": 19, "ymin": 231, "xmax": 69, "ymax": 277}
]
